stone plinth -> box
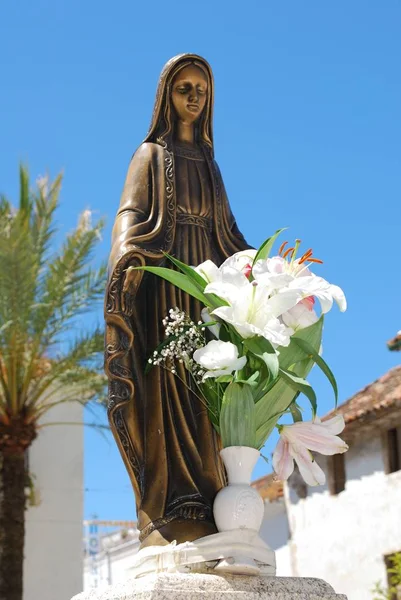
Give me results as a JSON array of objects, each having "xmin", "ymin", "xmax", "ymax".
[{"xmin": 72, "ymin": 573, "xmax": 347, "ymax": 600}]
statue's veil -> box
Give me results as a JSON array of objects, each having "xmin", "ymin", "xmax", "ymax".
[{"xmin": 143, "ymin": 54, "xmax": 214, "ymax": 154}]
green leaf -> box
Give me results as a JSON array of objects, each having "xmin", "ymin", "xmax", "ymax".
[
  {"xmin": 199, "ymin": 320, "xmax": 218, "ymax": 328},
  {"xmin": 255, "ymin": 392, "xmax": 293, "ymax": 448},
  {"xmin": 279, "ymin": 368, "xmax": 317, "ymax": 417},
  {"xmin": 162, "ymin": 254, "xmax": 228, "ymax": 309},
  {"xmin": 220, "ymin": 382, "xmax": 256, "ymax": 447},
  {"xmin": 132, "ymin": 266, "xmax": 211, "ymax": 306},
  {"xmin": 292, "ymin": 337, "xmax": 338, "ymax": 405},
  {"xmin": 253, "ymin": 228, "xmax": 287, "ymax": 265},
  {"xmin": 244, "ymin": 336, "xmax": 279, "ymax": 380},
  {"xmin": 262, "ymin": 352, "xmax": 279, "ymax": 380},
  {"xmin": 235, "ymin": 371, "xmax": 260, "ymax": 387},
  {"xmin": 278, "ymin": 317, "xmax": 324, "ymax": 370},
  {"xmin": 253, "ymin": 332, "xmax": 321, "ymax": 448},
  {"xmin": 215, "ymin": 375, "xmax": 233, "ymax": 383},
  {"xmin": 289, "ymin": 401, "xmax": 303, "ymax": 422},
  {"xmin": 197, "ymin": 380, "xmax": 220, "ymax": 427},
  {"xmin": 219, "ymin": 325, "xmax": 231, "ymax": 342},
  {"xmin": 235, "ymin": 379, "xmax": 258, "ymax": 387},
  {"xmin": 163, "ymin": 253, "xmax": 207, "ymax": 290}
]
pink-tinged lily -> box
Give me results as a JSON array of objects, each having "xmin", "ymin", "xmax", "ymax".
[
  {"xmin": 281, "ymin": 299, "xmax": 319, "ymax": 331},
  {"xmin": 253, "ymin": 250, "xmax": 347, "ymax": 317},
  {"xmin": 220, "ymin": 249, "xmax": 258, "ymax": 275},
  {"xmin": 272, "ymin": 415, "xmax": 349, "ymax": 486}
]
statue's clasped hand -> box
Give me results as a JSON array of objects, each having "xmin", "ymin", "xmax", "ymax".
[{"xmin": 122, "ymin": 266, "xmax": 141, "ymax": 314}]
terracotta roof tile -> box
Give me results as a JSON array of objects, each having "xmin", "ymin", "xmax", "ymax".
[
  {"xmin": 327, "ymin": 365, "xmax": 401, "ymax": 425},
  {"xmin": 251, "ymin": 473, "xmax": 284, "ymax": 501}
]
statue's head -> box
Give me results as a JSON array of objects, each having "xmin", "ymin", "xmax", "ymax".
[
  {"xmin": 144, "ymin": 54, "xmax": 214, "ymax": 152},
  {"xmin": 171, "ymin": 63, "xmax": 208, "ymax": 127}
]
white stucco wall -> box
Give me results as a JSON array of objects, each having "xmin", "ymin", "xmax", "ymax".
[
  {"xmin": 259, "ymin": 498, "xmax": 292, "ymax": 575},
  {"xmin": 286, "ymin": 435, "xmax": 401, "ymax": 600},
  {"xmin": 84, "ymin": 537, "xmax": 140, "ymax": 590},
  {"xmin": 260, "ymin": 498, "xmax": 289, "ymax": 551},
  {"xmin": 24, "ymin": 401, "xmax": 83, "ymax": 600}
]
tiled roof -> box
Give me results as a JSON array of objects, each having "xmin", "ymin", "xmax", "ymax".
[
  {"xmin": 328, "ymin": 365, "xmax": 401, "ymax": 425},
  {"xmin": 251, "ymin": 473, "xmax": 284, "ymax": 501}
]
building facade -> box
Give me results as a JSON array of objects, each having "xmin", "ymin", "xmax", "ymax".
[
  {"xmin": 282, "ymin": 366, "xmax": 401, "ymax": 599},
  {"xmin": 83, "ymin": 522, "xmax": 139, "ymax": 590}
]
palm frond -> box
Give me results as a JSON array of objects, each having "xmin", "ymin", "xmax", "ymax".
[
  {"xmin": 25, "ymin": 328, "xmax": 106, "ymax": 414},
  {"xmin": 0, "ymin": 167, "xmax": 107, "ymax": 421}
]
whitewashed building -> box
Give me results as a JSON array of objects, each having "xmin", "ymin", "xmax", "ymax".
[
  {"xmin": 83, "ymin": 366, "xmax": 401, "ymax": 599},
  {"xmin": 281, "ymin": 365, "xmax": 401, "ymax": 599},
  {"xmin": 24, "ymin": 401, "xmax": 84, "ymax": 600},
  {"xmin": 83, "ymin": 523, "xmax": 139, "ymax": 590}
]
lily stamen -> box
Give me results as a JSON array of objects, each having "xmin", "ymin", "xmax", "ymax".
[
  {"xmin": 299, "ymin": 248, "xmax": 313, "ymax": 264},
  {"xmin": 283, "ymin": 247, "xmax": 295, "ymax": 259},
  {"xmin": 291, "ymin": 239, "xmax": 302, "ymax": 265},
  {"xmin": 278, "ymin": 241, "xmax": 288, "ymax": 256}
]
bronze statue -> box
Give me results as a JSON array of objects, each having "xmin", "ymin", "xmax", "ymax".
[{"xmin": 105, "ymin": 54, "xmax": 250, "ymax": 548}]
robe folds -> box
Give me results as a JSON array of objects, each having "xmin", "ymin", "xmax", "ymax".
[{"xmin": 105, "ymin": 140, "xmax": 250, "ymax": 547}]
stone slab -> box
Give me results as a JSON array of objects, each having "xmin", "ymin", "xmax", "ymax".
[{"xmin": 72, "ymin": 572, "xmax": 347, "ymax": 600}]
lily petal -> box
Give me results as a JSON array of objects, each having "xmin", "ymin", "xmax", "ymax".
[
  {"xmin": 320, "ymin": 414, "xmax": 346, "ymax": 436},
  {"xmin": 273, "ymin": 438, "xmax": 294, "ymax": 481},
  {"xmin": 201, "ymin": 307, "xmax": 220, "ymax": 339},
  {"xmin": 194, "ymin": 260, "xmax": 219, "ymax": 283},
  {"xmin": 290, "ymin": 443, "xmax": 326, "ymax": 486},
  {"xmin": 203, "ymin": 368, "xmax": 232, "ymax": 379},
  {"xmin": 283, "ymin": 422, "xmax": 348, "ymax": 455},
  {"xmin": 330, "ymin": 284, "xmax": 347, "ymax": 312}
]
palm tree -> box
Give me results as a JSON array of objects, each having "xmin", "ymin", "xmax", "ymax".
[{"xmin": 0, "ymin": 166, "xmax": 107, "ymax": 600}]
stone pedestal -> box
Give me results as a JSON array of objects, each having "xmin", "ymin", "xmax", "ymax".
[{"xmin": 72, "ymin": 573, "xmax": 347, "ymax": 600}]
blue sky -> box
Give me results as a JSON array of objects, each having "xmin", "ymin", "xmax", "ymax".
[{"xmin": 1, "ymin": 0, "xmax": 400, "ymax": 521}]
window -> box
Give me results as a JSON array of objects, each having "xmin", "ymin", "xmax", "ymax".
[
  {"xmin": 328, "ymin": 453, "xmax": 346, "ymax": 495},
  {"xmin": 383, "ymin": 428, "xmax": 401, "ymax": 474}
]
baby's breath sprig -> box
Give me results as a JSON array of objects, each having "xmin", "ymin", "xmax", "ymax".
[{"xmin": 147, "ymin": 308, "xmax": 206, "ymax": 381}]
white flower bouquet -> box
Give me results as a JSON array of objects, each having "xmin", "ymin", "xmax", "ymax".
[{"xmin": 137, "ymin": 229, "xmax": 348, "ymax": 486}]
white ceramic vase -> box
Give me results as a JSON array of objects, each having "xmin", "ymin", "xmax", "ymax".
[{"xmin": 213, "ymin": 446, "xmax": 264, "ymax": 533}]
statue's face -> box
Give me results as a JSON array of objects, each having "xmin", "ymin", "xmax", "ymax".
[{"xmin": 171, "ymin": 64, "xmax": 208, "ymax": 125}]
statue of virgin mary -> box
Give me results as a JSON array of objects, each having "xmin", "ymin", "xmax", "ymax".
[{"xmin": 105, "ymin": 54, "xmax": 251, "ymax": 548}]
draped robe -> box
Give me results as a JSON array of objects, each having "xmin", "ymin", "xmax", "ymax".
[{"xmin": 105, "ymin": 140, "xmax": 250, "ymax": 547}]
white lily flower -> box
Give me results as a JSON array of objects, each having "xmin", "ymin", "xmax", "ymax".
[
  {"xmin": 193, "ymin": 340, "xmax": 247, "ymax": 379},
  {"xmin": 201, "ymin": 307, "xmax": 220, "ymax": 339},
  {"xmin": 204, "ymin": 266, "xmax": 250, "ymax": 305},
  {"xmin": 272, "ymin": 415, "xmax": 348, "ymax": 486},
  {"xmin": 194, "ymin": 260, "xmax": 220, "ymax": 283},
  {"xmin": 253, "ymin": 255, "xmax": 347, "ymax": 316},
  {"xmin": 281, "ymin": 298, "xmax": 319, "ymax": 331},
  {"xmin": 212, "ymin": 283, "xmax": 299, "ymax": 347},
  {"xmin": 287, "ymin": 275, "xmax": 347, "ymax": 314},
  {"xmin": 253, "ymin": 256, "xmax": 300, "ymax": 291},
  {"xmin": 220, "ymin": 249, "xmax": 257, "ymax": 277}
]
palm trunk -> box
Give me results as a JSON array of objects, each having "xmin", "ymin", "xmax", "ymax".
[{"xmin": 0, "ymin": 449, "xmax": 26, "ymax": 600}]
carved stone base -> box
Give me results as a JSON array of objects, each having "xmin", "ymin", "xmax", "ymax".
[
  {"xmin": 126, "ymin": 529, "xmax": 276, "ymax": 578},
  {"xmin": 72, "ymin": 572, "xmax": 348, "ymax": 600}
]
